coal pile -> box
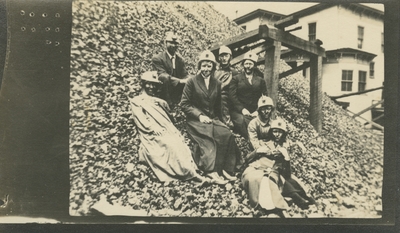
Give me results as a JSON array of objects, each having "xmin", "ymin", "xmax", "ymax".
[{"xmin": 69, "ymin": 1, "xmax": 383, "ymax": 218}]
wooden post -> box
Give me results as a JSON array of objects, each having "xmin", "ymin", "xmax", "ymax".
[
  {"xmin": 309, "ymin": 55, "xmax": 323, "ymax": 132},
  {"xmin": 264, "ymin": 40, "xmax": 281, "ymax": 118}
]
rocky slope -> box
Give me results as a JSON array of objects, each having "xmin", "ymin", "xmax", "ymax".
[{"xmin": 69, "ymin": 0, "xmax": 383, "ymax": 218}]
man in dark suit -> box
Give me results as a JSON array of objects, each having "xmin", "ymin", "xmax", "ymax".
[{"xmin": 152, "ymin": 32, "xmax": 190, "ymax": 107}]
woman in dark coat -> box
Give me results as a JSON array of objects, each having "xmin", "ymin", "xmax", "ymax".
[
  {"xmin": 180, "ymin": 50, "xmax": 242, "ymax": 185},
  {"xmin": 229, "ymin": 51, "xmax": 267, "ymax": 139}
]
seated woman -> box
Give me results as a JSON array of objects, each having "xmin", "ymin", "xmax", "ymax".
[
  {"xmin": 242, "ymin": 96, "xmax": 314, "ymax": 217},
  {"xmin": 131, "ymin": 71, "xmax": 207, "ymax": 184},
  {"xmin": 180, "ymin": 50, "xmax": 242, "ymax": 185},
  {"xmin": 229, "ymin": 51, "xmax": 267, "ymax": 139}
]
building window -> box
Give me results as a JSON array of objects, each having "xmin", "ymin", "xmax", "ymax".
[
  {"xmin": 341, "ymin": 70, "xmax": 353, "ymax": 92},
  {"xmin": 357, "ymin": 26, "xmax": 364, "ymax": 49},
  {"xmin": 308, "ymin": 22, "xmax": 316, "ymax": 42},
  {"xmin": 358, "ymin": 71, "xmax": 367, "ymax": 91},
  {"xmin": 381, "ymin": 32, "xmax": 384, "ymax": 53},
  {"xmin": 369, "ymin": 62, "xmax": 375, "ymax": 79}
]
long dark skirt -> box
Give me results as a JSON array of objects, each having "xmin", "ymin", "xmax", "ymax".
[
  {"xmin": 187, "ymin": 118, "xmax": 241, "ymax": 173},
  {"xmin": 282, "ymin": 176, "xmax": 311, "ymax": 201},
  {"xmin": 230, "ymin": 110, "xmax": 254, "ymax": 139}
]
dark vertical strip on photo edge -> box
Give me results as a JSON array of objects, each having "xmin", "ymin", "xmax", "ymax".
[
  {"xmin": 0, "ymin": 0, "xmax": 6, "ymax": 89},
  {"xmin": 0, "ymin": 0, "xmax": 72, "ymax": 218},
  {"xmin": 382, "ymin": 0, "xmax": 399, "ymax": 225}
]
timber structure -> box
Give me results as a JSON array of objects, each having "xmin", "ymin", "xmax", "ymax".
[
  {"xmin": 329, "ymin": 86, "xmax": 384, "ymax": 130},
  {"xmin": 210, "ymin": 24, "xmax": 325, "ymax": 132}
]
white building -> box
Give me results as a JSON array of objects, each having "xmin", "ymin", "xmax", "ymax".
[
  {"xmin": 233, "ymin": 9, "xmax": 286, "ymax": 31},
  {"xmin": 234, "ymin": 3, "xmax": 384, "ymax": 125}
]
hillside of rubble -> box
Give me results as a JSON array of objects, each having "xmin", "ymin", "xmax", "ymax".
[{"xmin": 69, "ymin": 0, "xmax": 383, "ymax": 218}]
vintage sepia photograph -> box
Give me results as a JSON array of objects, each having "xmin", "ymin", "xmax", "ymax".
[{"xmin": 68, "ymin": 1, "xmax": 386, "ymax": 219}]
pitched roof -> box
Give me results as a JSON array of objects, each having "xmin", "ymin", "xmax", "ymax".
[
  {"xmin": 233, "ymin": 3, "xmax": 384, "ymax": 25},
  {"xmin": 326, "ymin": 47, "xmax": 377, "ymax": 61},
  {"xmin": 233, "ymin": 9, "xmax": 286, "ymax": 25},
  {"xmin": 286, "ymin": 3, "xmax": 383, "ymax": 20}
]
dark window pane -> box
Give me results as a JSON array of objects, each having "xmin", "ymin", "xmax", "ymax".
[
  {"xmin": 358, "ymin": 39, "xmax": 363, "ymax": 49},
  {"xmin": 341, "ymin": 70, "xmax": 353, "ymax": 91},
  {"xmin": 369, "ymin": 62, "xmax": 375, "ymax": 78},
  {"xmin": 358, "ymin": 26, "xmax": 364, "ymax": 38},
  {"xmin": 308, "ymin": 23, "xmax": 316, "ymax": 41},
  {"xmin": 358, "ymin": 26, "xmax": 364, "ymax": 49},
  {"xmin": 358, "ymin": 71, "xmax": 367, "ymax": 91},
  {"xmin": 341, "ymin": 82, "xmax": 346, "ymax": 91}
]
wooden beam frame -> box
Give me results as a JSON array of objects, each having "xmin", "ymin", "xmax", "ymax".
[
  {"xmin": 230, "ymin": 39, "xmax": 266, "ymax": 57},
  {"xmin": 274, "ymin": 16, "xmax": 298, "ymax": 29},
  {"xmin": 351, "ymin": 99, "xmax": 384, "ymax": 119},
  {"xmin": 286, "ymin": 26, "xmax": 302, "ymax": 33},
  {"xmin": 372, "ymin": 113, "xmax": 384, "ymax": 122},
  {"xmin": 209, "ymin": 24, "xmax": 326, "ymax": 132},
  {"xmin": 330, "ymin": 86, "xmax": 383, "ymax": 100},
  {"xmin": 259, "ymin": 25, "xmax": 325, "ymax": 57},
  {"xmin": 209, "ymin": 28, "xmax": 259, "ymax": 54},
  {"xmin": 279, "ymin": 63, "xmax": 310, "ymax": 79},
  {"xmin": 347, "ymin": 109, "xmax": 384, "ymax": 130},
  {"xmin": 280, "ymin": 49, "xmax": 308, "ymax": 59},
  {"xmin": 257, "ymin": 48, "xmax": 310, "ymax": 64},
  {"xmin": 230, "ymin": 43, "xmax": 273, "ymax": 66}
]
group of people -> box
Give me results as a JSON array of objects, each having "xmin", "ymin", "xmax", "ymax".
[{"xmin": 130, "ymin": 32, "xmax": 314, "ymax": 216}]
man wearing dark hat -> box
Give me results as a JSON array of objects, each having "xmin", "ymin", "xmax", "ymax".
[{"xmin": 152, "ymin": 32, "xmax": 190, "ymax": 107}]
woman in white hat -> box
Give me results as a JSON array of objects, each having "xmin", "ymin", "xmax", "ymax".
[
  {"xmin": 180, "ymin": 50, "xmax": 243, "ymax": 185},
  {"xmin": 229, "ymin": 51, "xmax": 267, "ymax": 140},
  {"xmin": 214, "ymin": 45, "xmax": 238, "ymax": 129},
  {"xmin": 131, "ymin": 71, "xmax": 208, "ymax": 184}
]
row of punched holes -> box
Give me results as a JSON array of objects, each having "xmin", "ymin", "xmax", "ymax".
[
  {"xmin": 19, "ymin": 10, "xmax": 62, "ymax": 33},
  {"xmin": 20, "ymin": 10, "xmax": 61, "ymax": 18},
  {"xmin": 21, "ymin": 26, "xmax": 60, "ymax": 32}
]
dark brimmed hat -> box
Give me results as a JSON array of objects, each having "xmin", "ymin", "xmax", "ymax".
[{"xmin": 165, "ymin": 31, "xmax": 180, "ymax": 44}]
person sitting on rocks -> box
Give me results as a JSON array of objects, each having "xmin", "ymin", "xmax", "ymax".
[
  {"xmin": 131, "ymin": 71, "xmax": 207, "ymax": 184},
  {"xmin": 214, "ymin": 45, "xmax": 238, "ymax": 129},
  {"xmin": 242, "ymin": 96, "xmax": 315, "ymax": 217},
  {"xmin": 180, "ymin": 50, "xmax": 243, "ymax": 185},
  {"xmin": 152, "ymin": 32, "xmax": 191, "ymax": 107},
  {"xmin": 229, "ymin": 51, "xmax": 267, "ymax": 139}
]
